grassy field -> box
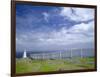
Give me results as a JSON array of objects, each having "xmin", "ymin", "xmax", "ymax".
[{"xmin": 16, "ymin": 57, "xmax": 95, "ymax": 74}]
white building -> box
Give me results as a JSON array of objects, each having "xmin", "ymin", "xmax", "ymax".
[{"xmin": 23, "ymin": 49, "xmax": 27, "ymax": 58}]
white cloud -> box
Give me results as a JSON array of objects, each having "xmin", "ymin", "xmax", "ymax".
[
  {"xmin": 42, "ymin": 12, "xmax": 49, "ymax": 22},
  {"xmin": 16, "ymin": 21, "xmax": 94, "ymax": 51},
  {"xmin": 60, "ymin": 7, "xmax": 94, "ymax": 22},
  {"xmin": 68, "ymin": 21, "xmax": 94, "ymax": 35}
]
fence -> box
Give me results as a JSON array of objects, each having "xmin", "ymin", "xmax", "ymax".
[{"xmin": 29, "ymin": 48, "xmax": 94, "ymax": 60}]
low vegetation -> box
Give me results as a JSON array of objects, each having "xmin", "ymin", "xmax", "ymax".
[{"xmin": 16, "ymin": 57, "xmax": 95, "ymax": 74}]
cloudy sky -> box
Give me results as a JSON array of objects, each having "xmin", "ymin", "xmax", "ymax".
[{"xmin": 16, "ymin": 4, "xmax": 95, "ymax": 52}]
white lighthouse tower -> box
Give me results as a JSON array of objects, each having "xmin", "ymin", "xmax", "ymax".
[{"xmin": 23, "ymin": 49, "xmax": 27, "ymax": 58}]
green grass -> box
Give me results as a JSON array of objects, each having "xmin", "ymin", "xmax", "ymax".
[{"xmin": 16, "ymin": 57, "xmax": 95, "ymax": 74}]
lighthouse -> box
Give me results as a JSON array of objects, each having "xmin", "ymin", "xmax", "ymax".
[{"xmin": 23, "ymin": 49, "xmax": 27, "ymax": 58}]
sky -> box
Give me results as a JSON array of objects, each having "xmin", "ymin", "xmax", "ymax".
[{"xmin": 16, "ymin": 3, "xmax": 95, "ymax": 52}]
